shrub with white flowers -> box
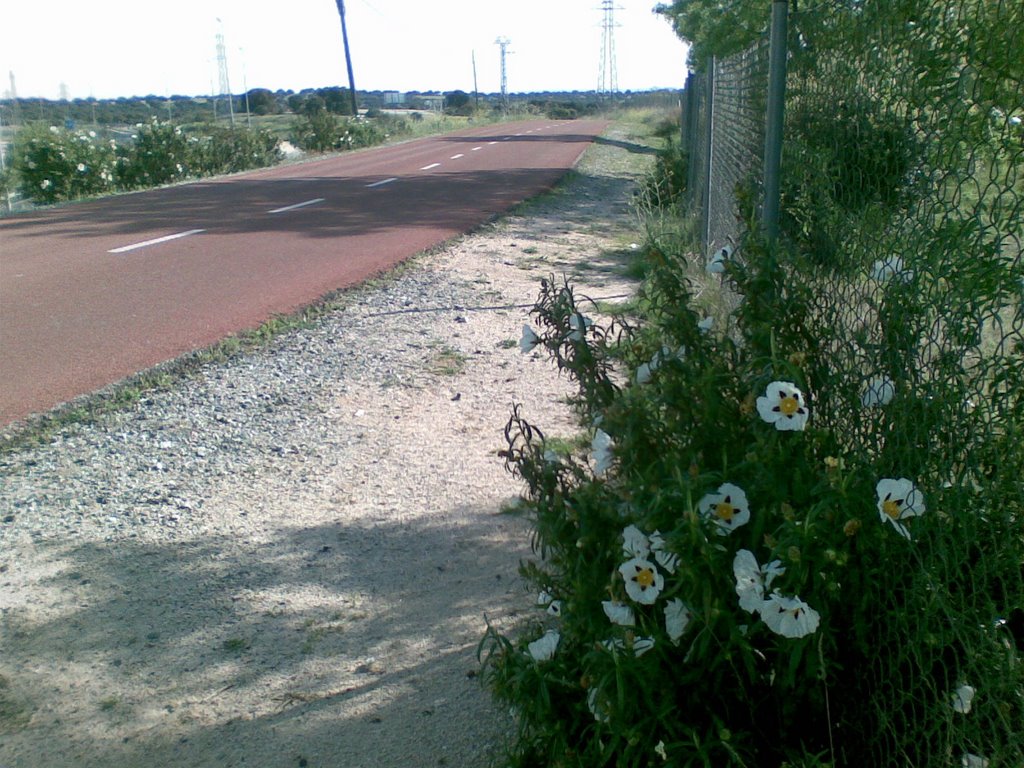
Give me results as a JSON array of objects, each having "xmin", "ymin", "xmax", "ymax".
[{"xmin": 480, "ymin": 213, "xmax": 1022, "ymax": 766}]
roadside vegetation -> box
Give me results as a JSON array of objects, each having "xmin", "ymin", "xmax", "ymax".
[{"xmin": 479, "ymin": 1, "xmax": 1023, "ymax": 766}]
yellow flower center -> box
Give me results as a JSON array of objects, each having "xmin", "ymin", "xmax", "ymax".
[
  {"xmin": 715, "ymin": 502, "xmax": 736, "ymax": 521},
  {"xmin": 634, "ymin": 567, "xmax": 655, "ymax": 588},
  {"xmin": 883, "ymin": 499, "xmax": 902, "ymax": 519},
  {"xmin": 779, "ymin": 395, "xmax": 799, "ymax": 416}
]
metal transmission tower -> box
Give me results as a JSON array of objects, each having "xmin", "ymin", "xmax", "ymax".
[
  {"xmin": 495, "ymin": 37, "xmax": 511, "ymax": 111},
  {"xmin": 215, "ymin": 21, "xmax": 235, "ymax": 125},
  {"xmin": 597, "ymin": 1, "xmax": 620, "ymax": 97}
]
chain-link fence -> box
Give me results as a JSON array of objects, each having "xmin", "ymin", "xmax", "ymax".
[{"xmin": 680, "ymin": 0, "xmax": 1023, "ymax": 764}]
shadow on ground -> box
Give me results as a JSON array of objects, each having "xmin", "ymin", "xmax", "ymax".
[{"xmin": 0, "ymin": 505, "xmax": 532, "ymax": 768}]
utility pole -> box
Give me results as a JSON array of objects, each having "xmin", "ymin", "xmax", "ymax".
[
  {"xmin": 495, "ymin": 37, "xmax": 511, "ymax": 112},
  {"xmin": 335, "ymin": 0, "xmax": 359, "ymax": 117},
  {"xmin": 597, "ymin": 1, "xmax": 620, "ymax": 97},
  {"xmin": 472, "ymin": 51, "xmax": 479, "ymax": 110}
]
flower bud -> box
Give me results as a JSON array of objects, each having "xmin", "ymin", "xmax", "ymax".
[{"xmin": 843, "ymin": 518, "xmax": 862, "ymax": 537}]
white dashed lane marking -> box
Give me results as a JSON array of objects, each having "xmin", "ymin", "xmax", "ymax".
[
  {"xmin": 420, "ymin": 163, "xmax": 441, "ymax": 170},
  {"xmin": 268, "ymin": 198, "xmax": 325, "ymax": 214},
  {"xmin": 108, "ymin": 229, "xmax": 206, "ymax": 254},
  {"xmin": 450, "ymin": 154, "xmax": 464, "ymax": 159},
  {"xmin": 366, "ymin": 177, "xmax": 398, "ymax": 188}
]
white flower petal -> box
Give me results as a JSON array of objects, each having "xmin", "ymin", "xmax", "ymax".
[
  {"xmin": 733, "ymin": 549, "xmax": 765, "ymax": 612},
  {"xmin": 961, "ymin": 754, "xmax": 989, "ymax": 768},
  {"xmin": 759, "ymin": 593, "xmax": 820, "ymax": 638},
  {"xmin": 592, "ymin": 429, "xmax": 614, "ymax": 475},
  {"xmin": 527, "ymin": 629, "xmax": 560, "ymax": 661},
  {"xmin": 951, "ymin": 683, "xmax": 975, "ymax": 714},
  {"xmin": 632, "ymin": 636, "xmax": 656, "ymax": 657},
  {"xmin": 587, "ymin": 686, "xmax": 610, "ymax": 722},
  {"xmin": 602, "ymin": 600, "xmax": 636, "ymax": 627},
  {"xmin": 664, "ymin": 598, "xmax": 691, "ymax": 643},
  {"xmin": 861, "ymin": 376, "xmax": 896, "ymax": 407},
  {"xmin": 622, "ymin": 525, "xmax": 650, "ymax": 558},
  {"xmin": 519, "ymin": 324, "xmax": 541, "ymax": 353}
]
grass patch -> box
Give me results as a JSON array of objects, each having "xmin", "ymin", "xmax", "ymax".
[
  {"xmin": 221, "ymin": 637, "xmax": 250, "ymax": 654},
  {"xmin": 429, "ymin": 346, "xmax": 468, "ymax": 376},
  {"xmin": 0, "ymin": 675, "xmax": 32, "ymax": 733}
]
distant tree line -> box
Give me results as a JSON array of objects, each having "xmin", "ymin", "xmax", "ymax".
[{"xmin": 1, "ymin": 88, "xmax": 682, "ymax": 127}]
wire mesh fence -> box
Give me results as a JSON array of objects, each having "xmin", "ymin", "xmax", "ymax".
[{"xmin": 680, "ymin": 0, "xmax": 1023, "ymax": 764}]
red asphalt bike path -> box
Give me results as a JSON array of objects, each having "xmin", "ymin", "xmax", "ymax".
[{"xmin": 0, "ymin": 119, "xmax": 609, "ymax": 426}]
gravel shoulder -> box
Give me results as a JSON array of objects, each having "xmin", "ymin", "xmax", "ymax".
[{"xmin": 0, "ymin": 116, "xmax": 661, "ymax": 768}]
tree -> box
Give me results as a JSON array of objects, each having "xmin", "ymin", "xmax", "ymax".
[
  {"xmin": 655, "ymin": 0, "xmax": 767, "ymax": 67},
  {"xmin": 245, "ymin": 88, "xmax": 279, "ymax": 115},
  {"xmin": 444, "ymin": 90, "xmax": 472, "ymax": 115}
]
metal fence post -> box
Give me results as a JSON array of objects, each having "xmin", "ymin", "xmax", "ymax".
[
  {"xmin": 762, "ymin": 0, "xmax": 789, "ymax": 244},
  {"xmin": 702, "ymin": 57, "xmax": 715, "ymax": 252}
]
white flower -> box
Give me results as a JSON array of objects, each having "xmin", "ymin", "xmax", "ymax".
[
  {"xmin": 655, "ymin": 740, "xmax": 668, "ymax": 761},
  {"xmin": 619, "ymin": 557, "xmax": 664, "ymax": 604},
  {"xmin": 664, "ymin": 598, "xmax": 691, "ymax": 644},
  {"xmin": 759, "ymin": 592, "xmax": 820, "ymax": 638},
  {"xmin": 602, "ymin": 600, "xmax": 636, "ymax": 626},
  {"xmin": 622, "ymin": 525, "xmax": 650, "ymax": 558},
  {"xmin": 632, "ymin": 636, "xmax": 655, "ymax": 656},
  {"xmin": 49, "ymin": 125, "xmax": 59, "ymax": 133},
  {"xmin": 734, "ymin": 549, "xmax": 785, "ymax": 613},
  {"xmin": 636, "ymin": 346, "xmax": 685, "ymax": 384},
  {"xmin": 698, "ymin": 482, "xmax": 751, "ymax": 535},
  {"xmin": 568, "ymin": 312, "xmax": 593, "ymax": 341},
  {"xmin": 698, "ymin": 316, "xmax": 714, "ymax": 333},
  {"xmin": 546, "ymin": 600, "xmax": 563, "ymax": 617},
  {"xmin": 622, "ymin": 526, "xmax": 677, "ymax": 573},
  {"xmin": 76, "ymin": 162, "xmax": 86, "ymax": 172},
  {"xmin": 951, "ymin": 683, "xmax": 975, "ymax": 714},
  {"xmin": 592, "ymin": 429, "xmax": 614, "ymax": 475},
  {"xmin": 527, "ymin": 629, "xmax": 560, "ymax": 661},
  {"xmin": 707, "ymin": 244, "xmax": 732, "ymax": 273},
  {"xmin": 88, "ymin": 130, "xmax": 96, "ymax": 138},
  {"xmin": 871, "ymin": 255, "xmax": 913, "ymax": 284},
  {"xmin": 756, "ymin": 381, "xmax": 809, "ymax": 431},
  {"xmin": 587, "ymin": 686, "xmax": 611, "ymax": 722},
  {"xmin": 520, "ymin": 324, "xmax": 541, "ymax": 353},
  {"xmin": 861, "ymin": 376, "xmax": 896, "ymax": 407},
  {"xmin": 961, "ymin": 754, "xmax": 989, "ymax": 768},
  {"xmin": 876, "ymin": 477, "xmax": 925, "ymax": 540},
  {"xmin": 40, "ymin": 179, "xmax": 52, "ymax": 190},
  {"xmin": 648, "ymin": 530, "xmax": 679, "ymax": 574}
]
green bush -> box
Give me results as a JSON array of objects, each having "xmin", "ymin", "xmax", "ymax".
[
  {"xmin": 636, "ymin": 141, "xmax": 689, "ymax": 211},
  {"xmin": 14, "ymin": 124, "xmax": 118, "ymax": 203},
  {"xmin": 189, "ymin": 125, "xmax": 282, "ymax": 176},
  {"xmin": 115, "ymin": 118, "xmax": 191, "ymax": 189},
  {"xmin": 482, "ymin": 223, "xmax": 1023, "ymax": 766}
]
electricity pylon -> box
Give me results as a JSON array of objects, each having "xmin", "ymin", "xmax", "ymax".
[{"xmin": 597, "ymin": 1, "xmax": 620, "ymax": 97}]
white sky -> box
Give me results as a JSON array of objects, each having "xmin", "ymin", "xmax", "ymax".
[{"xmin": 0, "ymin": 0, "xmax": 689, "ymax": 101}]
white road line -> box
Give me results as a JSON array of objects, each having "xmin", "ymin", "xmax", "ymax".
[
  {"xmin": 488, "ymin": 141, "xmax": 498, "ymax": 145},
  {"xmin": 268, "ymin": 198, "xmax": 325, "ymax": 214},
  {"xmin": 366, "ymin": 177, "xmax": 398, "ymax": 188},
  {"xmin": 450, "ymin": 153, "xmax": 464, "ymax": 159},
  {"xmin": 420, "ymin": 162, "xmax": 441, "ymax": 170},
  {"xmin": 108, "ymin": 229, "xmax": 206, "ymax": 254},
  {"xmin": 471, "ymin": 146, "xmax": 482, "ymax": 151}
]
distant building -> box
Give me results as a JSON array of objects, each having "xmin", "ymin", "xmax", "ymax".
[
  {"xmin": 383, "ymin": 91, "xmax": 405, "ymax": 106},
  {"xmin": 417, "ymin": 94, "xmax": 444, "ymax": 111}
]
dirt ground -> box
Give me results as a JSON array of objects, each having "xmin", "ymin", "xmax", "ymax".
[{"xmin": 0, "ymin": 115, "xmax": 663, "ymax": 768}]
